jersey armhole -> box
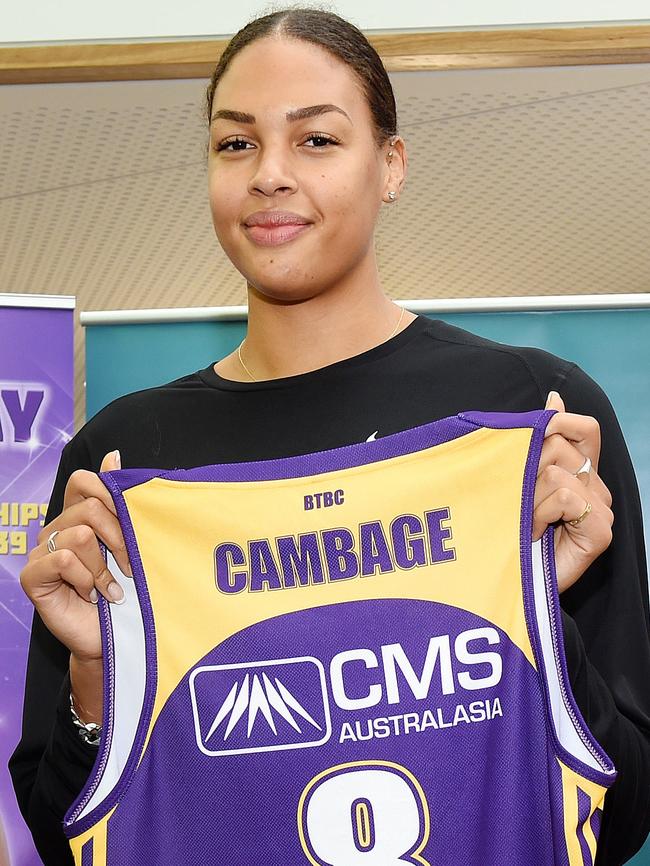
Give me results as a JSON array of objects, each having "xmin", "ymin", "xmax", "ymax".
[
  {"xmin": 518, "ymin": 416, "xmax": 616, "ymax": 787},
  {"xmin": 63, "ymin": 494, "xmax": 157, "ymax": 837},
  {"xmin": 526, "ymin": 532, "xmax": 616, "ymax": 785}
]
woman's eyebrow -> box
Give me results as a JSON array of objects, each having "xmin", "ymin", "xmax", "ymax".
[{"xmin": 210, "ymin": 104, "xmax": 351, "ymax": 124}]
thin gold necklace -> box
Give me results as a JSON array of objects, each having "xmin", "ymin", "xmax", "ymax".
[{"xmin": 237, "ymin": 306, "xmax": 406, "ymax": 383}]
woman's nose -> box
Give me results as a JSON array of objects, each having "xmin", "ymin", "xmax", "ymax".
[{"xmin": 247, "ymin": 148, "xmax": 298, "ymax": 197}]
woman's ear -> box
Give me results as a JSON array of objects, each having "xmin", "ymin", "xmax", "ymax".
[{"xmin": 382, "ymin": 134, "xmax": 407, "ymax": 204}]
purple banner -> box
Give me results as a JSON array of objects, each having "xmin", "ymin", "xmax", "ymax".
[{"xmin": 0, "ymin": 297, "xmax": 74, "ymax": 866}]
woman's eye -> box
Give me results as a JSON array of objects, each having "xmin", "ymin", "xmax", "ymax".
[
  {"xmin": 303, "ymin": 134, "xmax": 338, "ymax": 148},
  {"xmin": 215, "ymin": 138, "xmax": 253, "ymax": 153}
]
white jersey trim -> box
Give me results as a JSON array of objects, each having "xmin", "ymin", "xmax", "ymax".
[
  {"xmin": 76, "ymin": 550, "xmax": 148, "ymax": 820},
  {"xmin": 531, "ymin": 538, "xmax": 606, "ymax": 773}
]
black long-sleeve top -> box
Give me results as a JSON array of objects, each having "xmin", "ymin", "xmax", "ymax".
[{"xmin": 9, "ymin": 315, "xmax": 650, "ymax": 865}]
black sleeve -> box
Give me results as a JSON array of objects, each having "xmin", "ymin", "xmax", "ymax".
[
  {"xmin": 8, "ymin": 442, "xmax": 98, "ymax": 866},
  {"xmin": 557, "ymin": 365, "xmax": 650, "ymax": 865}
]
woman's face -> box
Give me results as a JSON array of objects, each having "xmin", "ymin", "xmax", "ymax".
[{"xmin": 207, "ymin": 36, "xmax": 397, "ymax": 301}]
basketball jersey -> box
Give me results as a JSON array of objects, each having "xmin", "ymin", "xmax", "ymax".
[{"xmin": 63, "ymin": 409, "xmax": 616, "ymax": 865}]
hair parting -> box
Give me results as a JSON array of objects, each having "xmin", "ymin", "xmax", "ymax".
[{"xmin": 204, "ymin": 7, "xmax": 398, "ymax": 151}]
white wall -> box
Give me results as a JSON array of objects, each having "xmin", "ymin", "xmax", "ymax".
[{"xmin": 2, "ymin": 0, "xmax": 650, "ymax": 44}]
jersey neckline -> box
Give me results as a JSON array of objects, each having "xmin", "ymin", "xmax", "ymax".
[{"xmin": 198, "ymin": 313, "xmax": 430, "ymax": 392}]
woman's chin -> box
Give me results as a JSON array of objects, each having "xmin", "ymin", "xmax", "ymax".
[{"xmin": 245, "ymin": 278, "xmax": 325, "ymax": 304}]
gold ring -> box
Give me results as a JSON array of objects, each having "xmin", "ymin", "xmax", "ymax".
[
  {"xmin": 46, "ymin": 529, "xmax": 60, "ymax": 553},
  {"xmin": 567, "ymin": 501, "xmax": 592, "ymax": 527}
]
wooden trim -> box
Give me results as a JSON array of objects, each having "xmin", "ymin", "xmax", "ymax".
[{"xmin": 2, "ymin": 25, "xmax": 650, "ymax": 84}]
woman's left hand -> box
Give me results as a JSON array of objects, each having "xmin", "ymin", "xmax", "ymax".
[{"xmin": 533, "ymin": 391, "xmax": 614, "ymax": 593}]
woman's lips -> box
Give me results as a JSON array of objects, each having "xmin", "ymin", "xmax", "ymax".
[{"xmin": 244, "ymin": 222, "xmax": 313, "ymax": 247}]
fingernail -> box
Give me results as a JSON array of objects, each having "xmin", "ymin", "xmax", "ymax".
[
  {"xmin": 114, "ymin": 449, "xmax": 121, "ymax": 469},
  {"xmin": 546, "ymin": 390, "xmax": 560, "ymax": 407},
  {"xmin": 107, "ymin": 581, "xmax": 125, "ymax": 604},
  {"xmin": 89, "ymin": 588, "xmax": 98, "ymax": 604}
]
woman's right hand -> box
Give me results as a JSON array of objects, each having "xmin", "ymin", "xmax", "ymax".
[{"xmin": 20, "ymin": 449, "xmax": 131, "ymax": 665}]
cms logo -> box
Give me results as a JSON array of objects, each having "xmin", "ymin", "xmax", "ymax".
[
  {"xmin": 189, "ymin": 628, "xmax": 501, "ymax": 756},
  {"xmin": 330, "ymin": 627, "xmax": 502, "ymax": 711}
]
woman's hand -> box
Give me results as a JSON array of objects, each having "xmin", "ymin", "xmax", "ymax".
[
  {"xmin": 534, "ymin": 392, "xmax": 614, "ymax": 593},
  {"xmin": 19, "ymin": 449, "xmax": 131, "ymax": 664}
]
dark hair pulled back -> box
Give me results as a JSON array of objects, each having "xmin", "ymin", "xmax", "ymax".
[{"xmin": 205, "ymin": 7, "xmax": 397, "ymax": 148}]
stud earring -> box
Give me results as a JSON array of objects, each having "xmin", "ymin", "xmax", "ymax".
[{"xmin": 387, "ymin": 191, "xmax": 397, "ymax": 201}]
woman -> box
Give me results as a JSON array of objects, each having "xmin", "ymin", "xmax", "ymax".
[{"xmin": 9, "ymin": 8, "xmax": 650, "ymax": 865}]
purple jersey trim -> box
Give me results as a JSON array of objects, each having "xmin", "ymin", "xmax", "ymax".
[
  {"xmin": 577, "ymin": 788, "xmax": 594, "ymax": 866},
  {"xmin": 590, "ymin": 806, "xmax": 602, "ymax": 841},
  {"xmin": 459, "ymin": 409, "xmax": 557, "ymax": 429},
  {"xmin": 62, "ymin": 541, "xmax": 115, "ymax": 828},
  {"xmin": 541, "ymin": 528, "xmax": 615, "ymax": 780},
  {"xmin": 80, "ymin": 838, "xmax": 93, "ymax": 866},
  {"xmin": 518, "ymin": 416, "xmax": 616, "ymax": 786},
  {"xmin": 64, "ymin": 472, "xmax": 160, "ymax": 837}
]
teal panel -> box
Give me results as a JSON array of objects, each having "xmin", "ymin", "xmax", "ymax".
[
  {"xmin": 85, "ymin": 319, "xmax": 247, "ymax": 419},
  {"xmin": 84, "ymin": 307, "xmax": 650, "ymax": 865}
]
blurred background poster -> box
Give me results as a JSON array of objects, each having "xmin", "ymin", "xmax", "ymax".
[{"xmin": 0, "ymin": 295, "xmax": 74, "ymax": 866}]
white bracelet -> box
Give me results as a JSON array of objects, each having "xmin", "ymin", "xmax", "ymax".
[{"xmin": 69, "ymin": 692, "xmax": 102, "ymax": 747}]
